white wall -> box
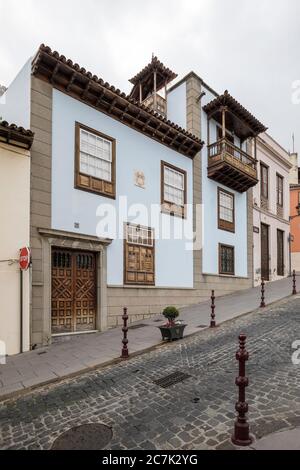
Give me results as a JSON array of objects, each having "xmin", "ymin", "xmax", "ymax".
[
  {"xmin": 0, "ymin": 59, "xmax": 31, "ymax": 128},
  {"xmin": 253, "ymin": 134, "xmax": 291, "ymax": 284},
  {"xmin": 52, "ymin": 89, "xmax": 194, "ymax": 288},
  {"xmin": 0, "ymin": 143, "xmax": 30, "ymax": 355},
  {"xmin": 167, "ymin": 82, "xmax": 187, "ymax": 129}
]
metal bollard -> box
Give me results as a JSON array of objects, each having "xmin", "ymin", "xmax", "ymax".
[
  {"xmin": 292, "ymin": 270, "xmax": 297, "ymax": 295},
  {"xmin": 260, "ymin": 278, "xmax": 266, "ymax": 308},
  {"xmin": 121, "ymin": 307, "xmax": 129, "ymax": 359},
  {"xmin": 210, "ymin": 290, "xmax": 216, "ymax": 328},
  {"xmin": 231, "ymin": 333, "xmax": 252, "ymax": 446}
]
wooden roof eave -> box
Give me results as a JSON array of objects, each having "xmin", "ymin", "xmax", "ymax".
[{"xmin": 32, "ymin": 47, "xmax": 203, "ymax": 158}]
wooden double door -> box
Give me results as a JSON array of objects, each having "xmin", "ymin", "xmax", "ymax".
[
  {"xmin": 51, "ymin": 248, "xmax": 97, "ymax": 334},
  {"xmin": 261, "ymin": 223, "xmax": 269, "ymax": 281}
]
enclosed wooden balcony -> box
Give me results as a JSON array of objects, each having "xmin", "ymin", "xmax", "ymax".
[
  {"xmin": 143, "ymin": 93, "xmax": 167, "ymax": 117},
  {"xmin": 207, "ymin": 138, "xmax": 258, "ymax": 192},
  {"xmin": 203, "ymin": 90, "xmax": 267, "ymax": 192}
]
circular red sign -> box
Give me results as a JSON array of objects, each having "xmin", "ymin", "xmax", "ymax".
[{"xmin": 19, "ymin": 247, "xmax": 31, "ymax": 270}]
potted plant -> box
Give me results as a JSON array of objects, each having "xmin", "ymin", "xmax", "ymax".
[{"xmin": 158, "ymin": 306, "xmax": 186, "ymax": 341}]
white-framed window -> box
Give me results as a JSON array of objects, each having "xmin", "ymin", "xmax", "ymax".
[
  {"xmin": 219, "ymin": 190, "xmax": 234, "ymax": 222},
  {"xmin": 163, "ymin": 163, "xmax": 186, "ymax": 206},
  {"xmin": 80, "ymin": 128, "xmax": 112, "ymax": 182},
  {"xmin": 218, "ymin": 188, "xmax": 235, "ymax": 232},
  {"xmin": 126, "ymin": 224, "xmax": 154, "ymax": 247}
]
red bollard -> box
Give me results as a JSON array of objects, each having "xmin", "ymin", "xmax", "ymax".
[
  {"xmin": 210, "ymin": 290, "xmax": 216, "ymax": 328},
  {"xmin": 121, "ymin": 307, "xmax": 129, "ymax": 359},
  {"xmin": 260, "ymin": 278, "xmax": 266, "ymax": 308},
  {"xmin": 292, "ymin": 270, "xmax": 297, "ymax": 295},
  {"xmin": 231, "ymin": 333, "xmax": 253, "ymax": 446}
]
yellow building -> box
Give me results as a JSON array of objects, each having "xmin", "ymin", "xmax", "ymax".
[{"xmin": 0, "ymin": 121, "xmax": 33, "ymax": 355}]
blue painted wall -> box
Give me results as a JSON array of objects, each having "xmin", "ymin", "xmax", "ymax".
[{"xmin": 52, "ymin": 90, "xmax": 194, "ymax": 287}]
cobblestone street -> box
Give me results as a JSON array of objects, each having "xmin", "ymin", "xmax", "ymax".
[{"xmin": 1, "ymin": 296, "xmax": 300, "ymax": 450}]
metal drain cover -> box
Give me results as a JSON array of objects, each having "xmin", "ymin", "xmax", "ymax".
[
  {"xmin": 154, "ymin": 371, "xmax": 192, "ymax": 388},
  {"xmin": 128, "ymin": 323, "xmax": 148, "ymax": 330},
  {"xmin": 51, "ymin": 424, "xmax": 113, "ymax": 450}
]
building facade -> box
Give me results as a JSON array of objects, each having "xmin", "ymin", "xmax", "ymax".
[
  {"xmin": 252, "ymin": 134, "xmax": 291, "ymax": 285},
  {"xmin": 0, "ymin": 121, "xmax": 33, "ymax": 355},
  {"xmin": 289, "ymin": 153, "xmax": 300, "ymax": 272},
  {"xmin": 166, "ymin": 72, "xmax": 267, "ymax": 292},
  {"xmin": 1, "ymin": 46, "xmax": 206, "ymax": 348}
]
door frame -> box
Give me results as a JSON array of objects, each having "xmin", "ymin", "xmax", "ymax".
[
  {"xmin": 38, "ymin": 228, "xmax": 111, "ymax": 343},
  {"xmin": 261, "ymin": 223, "xmax": 269, "ymax": 281},
  {"xmin": 277, "ymin": 229, "xmax": 284, "ymax": 276},
  {"xmin": 51, "ymin": 248, "xmax": 98, "ymax": 334}
]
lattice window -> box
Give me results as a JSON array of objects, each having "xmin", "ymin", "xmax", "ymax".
[
  {"xmin": 218, "ymin": 188, "xmax": 235, "ymax": 232},
  {"xmin": 124, "ymin": 223, "xmax": 155, "ymax": 285},
  {"xmin": 75, "ymin": 123, "xmax": 115, "ymax": 198},
  {"xmin": 219, "ymin": 244, "xmax": 235, "ymax": 275},
  {"xmin": 80, "ymin": 129, "xmax": 112, "ymax": 182}
]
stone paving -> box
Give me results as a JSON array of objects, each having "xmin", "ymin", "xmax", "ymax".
[
  {"xmin": 0, "ymin": 275, "xmax": 297, "ymax": 399},
  {"xmin": 0, "ymin": 295, "xmax": 300, "ymax": 450}
]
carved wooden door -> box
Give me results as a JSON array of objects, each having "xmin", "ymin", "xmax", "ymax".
[{"xmin": 51, "ymin": 249, "xmax": 96, "ymax": 334}]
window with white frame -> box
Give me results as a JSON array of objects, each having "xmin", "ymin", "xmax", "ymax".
[
  {"xmin": 80, "ymin": 128, "xmax": 112, "ymax": 182},
  {"xmin": 75, "ymin": 123, "xmax": 115, "ymax": 198},
  {"xmin": 161, "ymin": 162, "xmax": 186, "ymax": 217},
  {"xmin": 218, "ymin": 188, "xmax": 235, "ymax": 232}
]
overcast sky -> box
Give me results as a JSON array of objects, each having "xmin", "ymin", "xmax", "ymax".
[{"xmin": 0, "ymin": 0, "xmax": 299, "ymax": 151}]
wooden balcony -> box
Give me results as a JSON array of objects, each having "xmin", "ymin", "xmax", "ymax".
[
  {"xmin": 143, "ymin": 93, "xmax": 167, "ymax": 117},
  {"xmin": 207, "ymin": 138, "xmax": 258, "ymax": 192}
]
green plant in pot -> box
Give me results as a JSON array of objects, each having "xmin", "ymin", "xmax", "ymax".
[{"xmin": 158, "ymin": 306, "xmax": 186, "ymax": 341}]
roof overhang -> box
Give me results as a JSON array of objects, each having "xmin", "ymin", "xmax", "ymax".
[
  {"xmin": 0, "ymin": 121, "xmax": 34, "ymax": 150},
  {"xmin": 129, "ymin": 56, "xmax": 177, "ymax": 100},
  {"xmin": 32, "ymin": 45, "xmax": 202, "ymax": 158},
  {"xmin": 203, "ymin": 90, "xmax": 267, "ymax": 141}
]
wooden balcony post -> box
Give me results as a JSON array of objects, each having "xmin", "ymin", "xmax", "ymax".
[
  {"xmin": 139, "ymin": 82, "xmax": 142, "ymax": 103},
  {"xmin": 221, "ymin": 106, "xmax": 226, "ymax": 139},
  {"xmin": 154, "ymin": 70, "xmax": 157, "ymax": 111}
]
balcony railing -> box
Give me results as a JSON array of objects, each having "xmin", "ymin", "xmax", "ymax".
[{"xmin": 207, "ymin": 138, "xmax": 258, "ymax": 192}]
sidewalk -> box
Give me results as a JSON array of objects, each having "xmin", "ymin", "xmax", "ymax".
[
  {"xmin": 0, "ymin": 275, "xmax": 297, "ymax": 400},
  {"xmin": 252, "ymin": 427, "xmax": 300, "ymax": 450}
]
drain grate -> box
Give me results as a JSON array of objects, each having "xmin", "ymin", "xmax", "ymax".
[
  {"xmin": 153, "ymin": 319, "xmax": 163, "ymax": 323},
  {"xmin": 128, "ymin": 323, "xmax": 149, "ymax": 330},
  {"xmin": 153, "ymin": 371, "xmax": 192, "ymax": 388},
  {"xmin": 197, "ymin": 325, "xmax": 207, "ymax": 328}
]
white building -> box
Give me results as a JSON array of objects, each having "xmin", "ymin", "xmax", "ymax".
[
  {"xmin": 0, "ymin": 121, "xmax": 33, "ymax": 355},
  {"xmin": 252, "ymin": 133, "xmax": 291, "ymax": 285}
]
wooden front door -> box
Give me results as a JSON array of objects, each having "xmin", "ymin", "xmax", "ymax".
[
  {"xmin": 277, "ymin": 229, "xmax": 284, "ymax": 276},
  {"xmin": 51, "ymin": 249, "xmax": 97, "ymax": 334},
  {"xmin": 261, "ymin": 223, "xmax": 269, "ymax": 281}
]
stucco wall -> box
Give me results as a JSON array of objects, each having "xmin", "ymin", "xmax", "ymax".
[
  {"xmin": 167, "ymin": 82, "xmax": 187, "ymax": 129},
  {"xmin": 253, "ymin": 135, "xmax": 290, "ymax": 285},
  {"xmin": 51, "ymin": 89, "xmax": 194, "ymax": 288},
  {"xmin": 0, "ymin": 59, "xmax": 31, "ymax": 129},
  {"xmin": 0, "ymin": 143, "xmax": 30, "ymax": 355},
  {"xmin": 200, "ymin": 86, "xmax": 248, "ymax": 277}
]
